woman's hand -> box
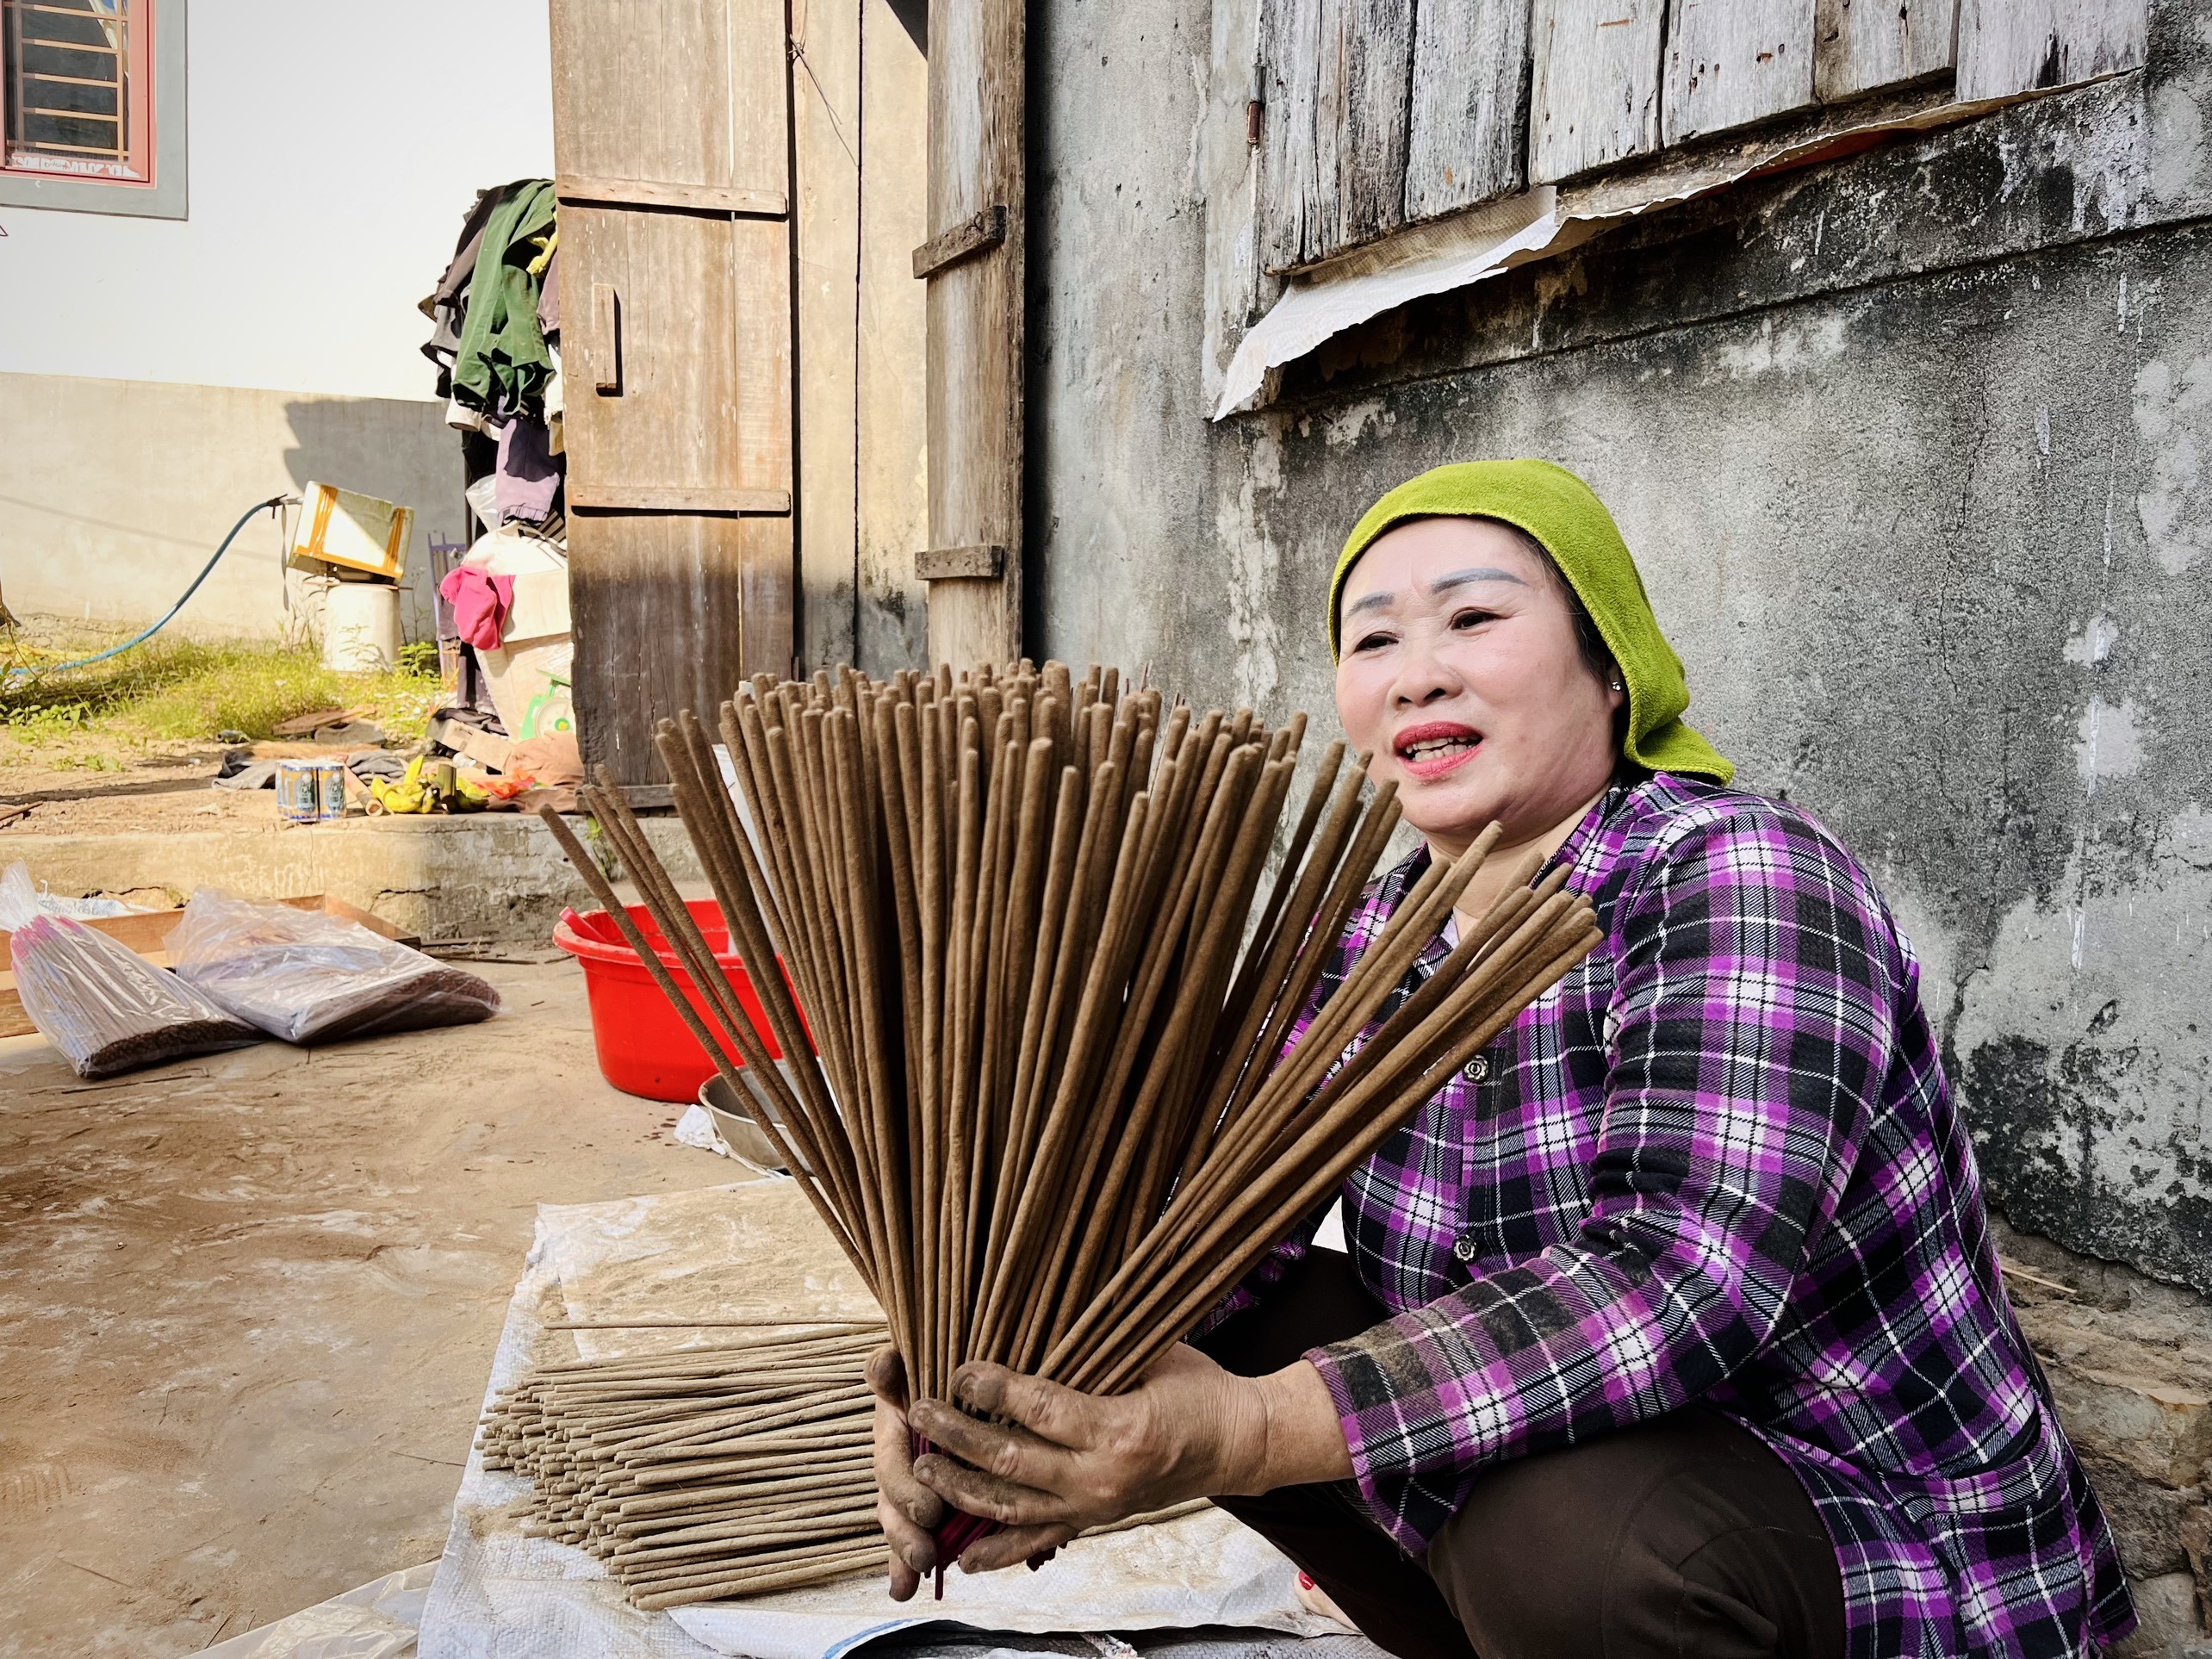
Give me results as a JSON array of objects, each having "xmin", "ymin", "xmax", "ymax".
[
  {"xmin": 904, "ymin": 1344, "xmax": 1352, "ymax": 1576},
  {"xmin": 867, "ymin": 1345, "xmax": 944, "ymax": 1601}
]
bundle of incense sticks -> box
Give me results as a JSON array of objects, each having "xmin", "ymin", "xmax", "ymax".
[
  {"xmin": 539, "ymin": 661, "xmax": 1599, "ymax": 1568},
  {"xmin": 481, "ymin": 1324, "xmax": 887, "ymax": 1610}
]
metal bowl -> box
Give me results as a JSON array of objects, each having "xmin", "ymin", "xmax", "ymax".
[{"xmin": 698, "ymin": 1070, "xmax": 812, "ymax": 1176}]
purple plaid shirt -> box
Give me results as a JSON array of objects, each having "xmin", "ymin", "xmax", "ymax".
[{"xmin": 1249, "ymin": 776, "xmax": 2132, "ymax": 1659}]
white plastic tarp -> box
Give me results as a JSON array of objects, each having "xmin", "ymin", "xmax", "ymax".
[{"xmin": 419, "ymin": 1183, "xmax": 1346, "ymax": 1659}]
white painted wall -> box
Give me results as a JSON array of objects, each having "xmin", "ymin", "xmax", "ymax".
[{"xmin": 0, "ymin": 0, "xmax": 555, "ymax": 401}]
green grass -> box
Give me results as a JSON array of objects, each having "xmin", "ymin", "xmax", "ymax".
[{"xmin": 0, "ymin": 631, "xmax": 444, "ymax": 760}]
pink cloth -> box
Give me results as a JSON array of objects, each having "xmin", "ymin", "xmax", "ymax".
[{"xmin": 439, "ymin": 567, "xmax": 516, "ymax": 650}]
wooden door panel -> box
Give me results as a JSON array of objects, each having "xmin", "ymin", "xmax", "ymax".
[
  {"xmin": 550, "ymin": 0, "xmax": 787, "ymax": 196},
  {"xmin": 570, "ymin": 513, "xmax": 794, "ymax": 780},
  {"xmin": 562, "ymin": 204, "xmax": 792, "ymax": 506}
]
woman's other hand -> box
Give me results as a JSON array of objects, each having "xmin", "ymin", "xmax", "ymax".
[
  {"xmin": 867, "ymin": 1345, "xmax": 944, "ymax": 1600},
  {"xmin": 906, "ymin": 1343, "xmax": 1351, "ymax": 1575}
]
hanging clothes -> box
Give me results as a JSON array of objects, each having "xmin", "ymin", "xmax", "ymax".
[
  {"xmin": 419, "ymin": 185, "xmax": 506, "ymax": 401},
  {"xmin": 491, "ymin": 416, "xmax": 562, "ymax": 526},
  {"xmin": 449, "ymin": 179, "xmax": 558, "ymax": 420}
]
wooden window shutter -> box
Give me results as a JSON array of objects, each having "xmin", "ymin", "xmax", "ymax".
[
  {"xmin": 916, "ymin": 0, "xmax": 1025, "ymax": 671},
  {"xmin": 1259, "ymin": 0, "xmax": 1533, "ymax": 274},
  {"xmin": 550, "ymin": 0, "xmax": 796, "ymax": 785}
]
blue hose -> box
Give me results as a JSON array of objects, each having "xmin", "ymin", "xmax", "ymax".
[{"xmin": 4, "ymin": 494, "xmax": 295, "ymax": 679}]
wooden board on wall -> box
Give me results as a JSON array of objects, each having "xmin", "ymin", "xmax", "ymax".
[
  {"xmin": 1815, "ymin": 0, "xmax": 1959, "ymax": 103},
  {"xmin": 1662, "ymin": 0, "xmax": 1817, "ymax": 146},
  {"xmin": 922, "ymin": 0, "xmax": 1024, "ymax": 670},
  {"xmin": 1403, "ymin": 0, "xmax": 1533, "ymax": 225},
  {"xmin": 1259, "ymin": 0, "xmax": 1417, "ymax": 272},
  {"xmin": 1531, "ymin": 0, "xmax": 1666, "ymax": 184},
  {"xmin": 1956, "ymin": 0, "xmax": 2147, "ymax": 102}
]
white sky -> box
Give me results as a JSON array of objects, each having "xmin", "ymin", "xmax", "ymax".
[{"xmin": 0, "ymin": 0, "xmax": 556, "ymax": 402}]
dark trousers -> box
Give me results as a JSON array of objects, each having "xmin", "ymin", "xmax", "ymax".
[{"xmin": 1193, "ymin": 1251, "xmax": 1847, "ymax": 1659}]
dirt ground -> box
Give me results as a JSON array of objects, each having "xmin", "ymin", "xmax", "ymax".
[
  {"xmin": 0, "ymin": 959, "xmax": 735, "ymax": 1656},
  {"xmin": 0, "ymin": 744, "xmax": 451, "ymax": 842},
  {"xmin": 0, "ymin": 747, "xmax": 261, "ymax": 842}
]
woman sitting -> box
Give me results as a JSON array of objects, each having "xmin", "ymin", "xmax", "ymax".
[{"xmin": 872, "ymin": 460, "xmax": 2134, "ymax": 1659}]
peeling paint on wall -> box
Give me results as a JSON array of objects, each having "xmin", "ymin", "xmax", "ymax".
[{"xmin": 2133, "ymin": 355, "xmax": 2212, "ymax": 573}]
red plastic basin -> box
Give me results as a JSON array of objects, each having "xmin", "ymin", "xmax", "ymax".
[{"xmin": 553, "ymin": 899, "xmax": 794, "ymax": 1102}]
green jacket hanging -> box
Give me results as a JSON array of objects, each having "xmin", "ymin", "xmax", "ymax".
[{"xmin": 450, "ymin": 179, "xmax": 557, "ymax": 419}]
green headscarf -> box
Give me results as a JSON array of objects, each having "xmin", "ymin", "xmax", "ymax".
[{"xmin": 1329, "ymin": 459, "xmax": 1732, "ymax": 785}]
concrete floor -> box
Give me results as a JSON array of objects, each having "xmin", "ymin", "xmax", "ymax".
[{"xmin": 0, "ymin": 959, "xmax": 731, "ymax": 1656}]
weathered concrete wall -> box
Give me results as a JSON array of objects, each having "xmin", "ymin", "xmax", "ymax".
[
  {"xmin": 1028, "ymin": 0, "xmax": 2212, "ymax": 1303},
  {"xmin": 0, "ymin": 373, "xmax": 467, "ymax": 645}
]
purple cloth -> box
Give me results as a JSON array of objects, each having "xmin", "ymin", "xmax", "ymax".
[
  {"xmin": 1240, "ymin": 776, "xmax": 2132, "ymax": 1659},
  {"xmin": 493, "ymin": 415, "xmax": 561, "ymax": 525}
]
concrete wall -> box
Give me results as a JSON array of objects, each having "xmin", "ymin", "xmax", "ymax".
[
  {"xmin": 1025, "ymin": 0, "xmax": 2212, "ymax": 1300},
  {"xmin": 0, "ymin": 373, "xmax": 463, "ymax": 643},
  {"xmin": 0, "ymin": 0, "xmax": 554, "ymax": 403}
]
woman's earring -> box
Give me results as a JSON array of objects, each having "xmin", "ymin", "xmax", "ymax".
[{"xmin": 1609, "ymin": 674, "xmax": 1624, "ymax": 692}]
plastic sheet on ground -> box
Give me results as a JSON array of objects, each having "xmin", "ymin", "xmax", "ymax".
[
  {"xmin": 200, "ymin": 1561, "xmax": 438, "ymax": 1659},
  {"xmin": 420, "ymin": 1181, "xmax": 1364, "ymax": 1659}
]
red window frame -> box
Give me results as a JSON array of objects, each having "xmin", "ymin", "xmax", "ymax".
[{"xmin": 2, "ymin": 0, "xmax": 156, "ymax": 188}]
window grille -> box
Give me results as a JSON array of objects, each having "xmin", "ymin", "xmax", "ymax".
[{"xmin": 3, "ymin": 0, "xmax": 147, "ymax": 181}]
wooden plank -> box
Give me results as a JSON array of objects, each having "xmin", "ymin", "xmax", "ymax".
[
  {"xmin": 1404, "ymin": 0, "xmax": 1532, "ymax": 224},
  {"xmin": 923, "ymin": 0, "xmax": 1025, "ymax": 668},
  {"xmin": 1956, "ymin": 0, "xmax": 2145, "ymax": 101},
  {"xmin": 1815, "ymin": 0, "xmax": 1958, "ymax": 103},
  {"xmin": 794, "ymin": 0, "xmax": 865, "ymax": 673},
  {"xmin": 569, "ymin": 513, "xmax": 794, "ymax": 780},
  {"xmin": 556, "ymin": 174, "xmax": 788, "ymax": 216},
  {"xmin": 855, "ymin": 0, "xmax": 931, "ymax": 673},
  {"xmin": 566, "ymin": 485, "xmax": 792, "ymax": 513},
  {"xmin": 562, "ymin": 205, "xmax": 792, "ymax": 506},
  {"xmin": 1662, "ymin": 0, "xmax": 1817, "ymax": 146},
  {"xmin": 1531, "ymin": 0, "xmax": 1665, "ymax": 183},
  {"xmin": 915, "ymin": 544, "xmax": 1004, "ymax": 580},
  {"xmin": 911, "ymin": 205, "xmax": 1006, "ymax": 279},
  {"xmin": 550, "ymin": 0, "xmax": 786, "ymax": 200},
  {"xmin": 1258, "ymin": 0, "xmax": 1417, "ymax": 272}
]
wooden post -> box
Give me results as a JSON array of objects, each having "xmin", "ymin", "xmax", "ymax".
[{"xmin": 917, "ymin": 0, "xmax": 1025, "ymax": 672}]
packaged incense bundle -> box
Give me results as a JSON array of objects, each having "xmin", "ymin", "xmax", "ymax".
[{"xmin": 11, "ymin": 914, "xmax": 259, "ymax": 1079}]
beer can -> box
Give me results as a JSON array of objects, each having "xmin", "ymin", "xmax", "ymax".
[
  {"xmin": 315, "ymin": 756, "xmax": 350, "ymax": 819},
  {"xmin": 275, "ymin": 760, "xmax": 322, "ymax": 823}
]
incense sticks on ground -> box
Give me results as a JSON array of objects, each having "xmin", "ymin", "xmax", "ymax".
[
  {"xmin": 9, "ymin": 914, "xmax": 259, "ymax": 1079},
  {"xmin": 480, "ymin": 1325, "xmax": 888, "ymax": 1611},
  {"xmin": 541, "ymin": 660, "xmax": 1599, "ymax": 1569}
]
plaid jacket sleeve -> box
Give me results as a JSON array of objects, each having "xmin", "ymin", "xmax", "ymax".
[{"xmin": 1307, "ymin": 809, "xmax": 1896, "ymax": 1549}]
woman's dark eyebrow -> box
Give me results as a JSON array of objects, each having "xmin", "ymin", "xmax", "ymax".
[
  {"xmin": 1347, "ymin": 566, "xmax": 1527, "ymax": 619},
  {"xmin": 1430, "ymin": 567, "xmax": 1528, "ymax": 594}
]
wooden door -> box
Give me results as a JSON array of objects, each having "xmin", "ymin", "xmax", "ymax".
[{"xmin": 551, "ymin": 0, "xmax": 797, "ymax": 785}]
